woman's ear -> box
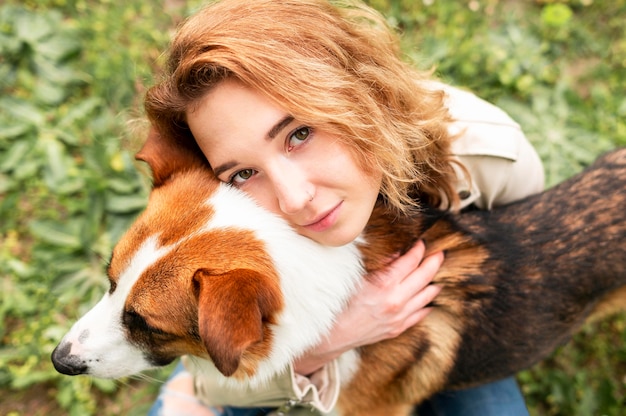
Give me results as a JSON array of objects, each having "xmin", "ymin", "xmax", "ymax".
[{"xmin": 136, "ymin": 127, "xmax": 209, "ymax": 187}]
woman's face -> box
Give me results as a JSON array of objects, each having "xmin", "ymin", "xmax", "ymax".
[{"xmin": 186, "ymin": 79, "xmax": 382, "ymax": 246}]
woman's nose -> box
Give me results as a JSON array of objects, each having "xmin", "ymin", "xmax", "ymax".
[{"xmin": 269, "ymin": 163, "xmax": 314, "ymax": 215}]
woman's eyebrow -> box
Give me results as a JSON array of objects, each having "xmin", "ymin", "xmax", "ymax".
[
  {"xmin": 213, "ymin": 161, "xmax": 237, "ymax": 178},
  {"xmin": 267, "ymin": 115, "xmax": 294, "ymax": 139}
]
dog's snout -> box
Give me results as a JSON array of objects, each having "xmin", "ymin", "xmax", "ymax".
[{"xmin": 51, "ymin": 342, "xmax": 88, "ymax": 376}]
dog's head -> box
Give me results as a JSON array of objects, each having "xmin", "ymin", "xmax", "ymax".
[{"xmin": 52, "ymin": 128, "xmax": 363, "ymax": 383}]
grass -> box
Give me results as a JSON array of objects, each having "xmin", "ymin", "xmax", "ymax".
[{"xmin": 0, "ymin": 0, "xmax": 624, "ymax": 415}]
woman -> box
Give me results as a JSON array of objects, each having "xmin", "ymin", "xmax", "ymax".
[{"xmin": 144, "ymin": 0, "xmax": 544, "ymax": 415}]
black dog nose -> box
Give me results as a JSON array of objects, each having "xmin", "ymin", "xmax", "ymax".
[{"xmin": 51, "ymin": 342, "xmax": 88, "ymax": 376}]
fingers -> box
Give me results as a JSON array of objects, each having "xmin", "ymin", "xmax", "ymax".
[
  {"xmin": 383, "ymin": 281, "xmax": 442, "ymax": 339},
  {"xmin": 371, "ymin": 240, "xmax": 444, "ymax": 287},
  {"xmin": 384, "ymin": 243, "xmax": 444, "ymax": 321},
  {"xmin": 388, "ymin": 304, "xmax": 434, "ymax": 339},
  {"xmin": 370, "ymin": 240, "xmax": 426, "ymax": 286},
  {"xmin": 405, "ymin": 248, "xmax": 444, "ymax": 288},
  {"xmin": 405, "ymin": 283, "xmax": 442, "ymax": 319}
]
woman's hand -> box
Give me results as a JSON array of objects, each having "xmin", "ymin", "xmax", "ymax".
[{"xmin": 294, "ymin": 240, "xmax": 444, "ymax": 375}]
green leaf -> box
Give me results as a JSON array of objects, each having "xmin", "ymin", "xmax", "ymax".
[
  {"xmin": 105, "ymin": 193, "xmax": 147, "ymax": 214},
  {"xmin": 0, "ymin": 140, "xmax": 31, "ymax": 172},
  {"xmin": 11, "ymin": 370, "xmax": 56, "ymax": 389},
  {"xmin": 4, "ymin": 258, "xmax": 32, "ymax": 279},
  {"xmin": 58, "ymin": 97, "xmax": 102, "ymax": 130},
  {"xmin": 12, "ymin": 159, "xmax": 40, "ymax": 181},
  {"xmin": 33, "ymin": 54, "xmax": 83, "ymax": 87},
  {"xmin": 59, "ymin": 177, "xmax": 88, "ymax": 195},
  {"xmin": 107, "ymin": 176, "xmax": 141, "ymax": 194},
  {"xmin": 0, "ymin": 97, "xmax": 46, "ymax": 127},
  {"xmin": 35, "ymin": 32, "xmax": 81, "ymax": 63},
  {"xmin": 34, "ymin": 78, "xmax": 68, "ymax": 106},
  {"xmin": 28, "ymin": 220, "xmax": 81, "ymax": 249},
  {"xmin": 1, "ymin": 275, "xmax": 35, "ymax": 315},
  {"xmin": 13, "ymin": 10, "xmax": 54, "ymax": 44},
  {"xmin": 42, "ymin": 136, "xmax": 70, "ymax": 188},
  {"xmin": 91, "ymin": 378, "xmax": 117, "ymax": 394},
  {"xmin": 0, "ymin": 123, "xmax": 32, "ymax": 140},
  {"xmin": 0, "ymin": 173, "xmax": 11, "ymax": 193}
]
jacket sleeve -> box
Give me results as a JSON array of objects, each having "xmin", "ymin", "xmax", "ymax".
[
  {"xmin": 183, "ymin": 355, "xmax": 338, "ymax": 414},
  {"xmin": 439, "ymin": 83, "xmax": 545, "ymax": 210}
]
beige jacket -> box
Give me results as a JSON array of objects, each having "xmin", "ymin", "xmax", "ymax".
[{"xmin": 184, "ymin": 84, "xmax": 545, "ymax": 415}]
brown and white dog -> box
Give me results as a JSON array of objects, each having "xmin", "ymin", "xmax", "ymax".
[{"xmin": 52, "ymin": 129, "xmax": 626, "ymax": 415}]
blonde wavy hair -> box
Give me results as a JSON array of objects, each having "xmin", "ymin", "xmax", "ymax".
[{"xmin": 145, "ymin": 0, "xmax": 461, "ymax": 214}]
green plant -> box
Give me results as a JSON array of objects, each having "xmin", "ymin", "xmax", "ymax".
[
  {"xmin": 0, "ymin": 3, "xmax": 171, "ymax": 414},
  {"xmin": 1, "ymin": 0, "xmax": 625, "ymax": 414}
]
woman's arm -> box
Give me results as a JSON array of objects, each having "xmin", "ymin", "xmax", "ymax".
[{"xmin": 294, "ymin": 240, "xmax": 443, "ymax": 375}]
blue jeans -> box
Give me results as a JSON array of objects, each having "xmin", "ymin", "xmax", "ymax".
[
  {"xmin": 148, "ymin": 363, "xmax": 528, "ymax": 416},
  {"xmin": 416, "ymin": 377, "xmax": 529, "ymax": 416}
]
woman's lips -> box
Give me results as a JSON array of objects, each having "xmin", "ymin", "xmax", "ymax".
[{"xmin": 304, "ymin": 202, "xmax": 342, "ymax": 233}]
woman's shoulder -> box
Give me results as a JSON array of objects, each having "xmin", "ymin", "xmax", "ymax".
[
  {"xmin": 424, "ymin": 81, "xmax": 523, "ymax": 161},
  {"xmin": 423, "ymin": 81, "xmax": 545, "ymax": 209}
]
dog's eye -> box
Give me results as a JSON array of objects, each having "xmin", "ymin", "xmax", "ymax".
[{"xmin": 123, "ymin": 310, "xmax": 167, "ymax": 336}]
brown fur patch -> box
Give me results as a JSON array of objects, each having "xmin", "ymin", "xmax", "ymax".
[
  {"xmin": 108, "ymin": 170, "xmax": 219, "ymax": 284},
  {"xmin": 195, "ymin": 268, "xmax": 282, "ymax": 377}
]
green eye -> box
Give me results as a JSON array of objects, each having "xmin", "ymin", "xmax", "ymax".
[
  {"xmin": 238, "ymin": 169, "xmax": 254, "ymax": 180},
  {"xmin": 289, "ymin": 127, "xmax": 310, "ymax": 148},
  {"xmin": 231, "ymin": 168, "xmax": 256, "ymax": 185}
]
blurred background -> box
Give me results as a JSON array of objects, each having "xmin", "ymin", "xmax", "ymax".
[{"xmin": 1, "ymin": 0, "xmax": 624, "ymax": 414}]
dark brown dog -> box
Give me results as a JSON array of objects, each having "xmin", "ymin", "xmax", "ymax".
[
  {"xmin": 51, "ymin": 130, "xmax": 626, "ymax": 416},
  {"xmin": 344, "ymin": 147, "xmax": 626, "ymax": 414}
]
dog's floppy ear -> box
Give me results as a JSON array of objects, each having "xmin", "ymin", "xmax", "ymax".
[
  {"xmin": 193, "ymin": 268, "xmax": 283, "ymax": 377},
  {"xmin": 135, "ymin": 127, "xmax": 209, "ymax": 187}
]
